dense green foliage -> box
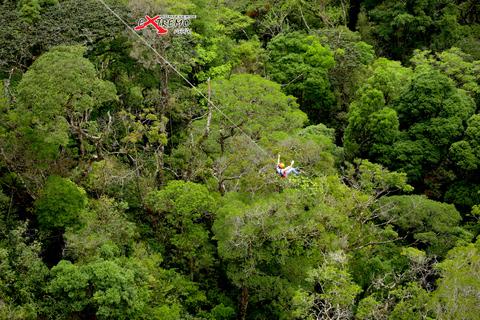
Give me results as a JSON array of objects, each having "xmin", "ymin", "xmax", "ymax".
[{"xmin": 1, "ymin": 0, "xmax": 480, "ymax": 319}]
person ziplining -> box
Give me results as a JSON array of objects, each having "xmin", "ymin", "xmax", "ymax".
[{"xmin": 276, "ymin": 153, "xmax": 300, "ymax": 178}]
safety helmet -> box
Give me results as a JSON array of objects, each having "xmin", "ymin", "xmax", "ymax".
[{"xmin": 279, "ymin": 163, "xmax": 285, "ymax": 168}]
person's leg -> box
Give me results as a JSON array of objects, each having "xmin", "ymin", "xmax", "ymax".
[{"xmin": 285, "ymin": 167, "xmax": 300, "ymax": 176}]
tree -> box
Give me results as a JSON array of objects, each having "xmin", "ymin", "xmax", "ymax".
[
  {"xmin": 411, "ymin": 47, "xmax": 480, "ymax": 97},
  {"xmin": 190, "ymin": 0, "xmax": 255, "ymax": 81},
  {"xmin": 171, "ymin": 73, "xmax": 307, "ymax": 193},
  {"xmin": 321, "ymin": 30, "xmax": 375, "ymax": 134},
  {"xmin": 213, "ymin": 191, "xmax": 321, "ymax": 320},
  {"xmin": 33, "ymin": 0, "xmax": 131, "ymax": 50},
  {"xmin": 377, "ymin": 71, "xmax": 475, "ymax": 191},
  {"xmin": 46, "ymin": 257, "xmax": 150, "ymax": 319},
  {"xmin": 213, "ymin": 159, "xmax": 412, "ymax": 319},
  {"xmin": 147, "ymin": 180, "xmax": 216, "ymax": 281},
  {"xmin": 62, "ymin": 197, "xmax": 136, "ymax": 262},
  {"xmin": 344, "ymin": 87, "xmax": 399, "ymax": 160},
  {"xmin": 203, "ymin": 73, "xmax": 306, "ymax": 154},
  {"xmin": 357, "ymin": 280, "xmax": 432, "ymax": 320},
  {"xmin": 427, "ymin": 237, "xmax": 480, "ymax": 319},
  {"xmin": 378, "ymin": 195, "xmax": 473, "ymax": 258},
  {"xmin": 13, "ymin": 45, "xmax": 117, "ymax": 188},
  {"xmin": 229, "ymin": 36, "xmax": 265, "ymax": 75},
  {"xmin": 126, "ymin": 0, "xmax": 200, "ymax": 186},
  {"xmin": 0, "ymin": 5, "xmax": 33, "ymax": 92},
  {"xmin": 33, "ymin": 174, "xmax": 87, "ymax": 265},
  {"xmin": 297, "ymin": 30, "xmax": 375, "ymax": 137},
  {"xmin": 17, "ymin": 0, "xmax": 41, "ymax": 24},
  {"xmin": 444, "ymin": 181, "xmax": 480, "ymax": 215},
  {"xmin": 0, "ymin": 222, "xmax": 49, "ymax": 319},
  {"xmin": 17, "ymin": 45, "xmax": 116, "ymax": 149},
  {"xmin": 17, "ymin": 0, "xmax": 57, "ymax": 24},
  {"xmin": 293, "ymin": 251, "xmax": 362, "ymax": 320},
  {"xmin": 267, "ymin": 31, "xmax": 336, "ymax": 125},
  {"xmin": 362, "ymin": 0, "xmax": 452, "ymax": 62},
  {"xmin": 363, "ymin": 58, "xmax": 413, "ymax": 105},
  {"xmin": 34, "ymin": 175, "xmax": 87, "ymax": 231},
  {"xmin": 448, "ymin": 114, "xmax": 480, "ymax": 175},
  {"xmin": 296, "ymin": 123, "xmax": 344, "ymax": 165},
  {"xmin": 339, "ymin": 159, "xmax": 413, "ymax": 253},
  {"xmin": 128, "ymin": 243, "xmax": 184, "ymax": 320},
  {"xmin": 233, "ymin": 0, "xmax": 297, "ymax": 37}
]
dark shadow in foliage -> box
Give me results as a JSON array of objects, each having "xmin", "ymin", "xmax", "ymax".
[
  {"xmin": 444, "ymin": 181, "xmax": 480, "ymax": 216},
  {"xmin": 34, "ymin": 175, "xmax": 87, "ymax": 265}
]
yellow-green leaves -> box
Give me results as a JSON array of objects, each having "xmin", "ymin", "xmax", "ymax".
[
  {"xmin": 303, "ymin": 35, "xmax": 336, "ymax": 69},
  {"xmin": 63, "ymin": 197, "xmax": 136, "ymax": 262},
  {"xmin": 345, "ymin": 159, "xmax": 413, "ymax": 195},
  {"xmin": 411, "ymin": 47, "xmax": 480, "ymax": 96},
  {"xmin": 118, "ymin": 108, "xmax": 169, "ymax": 151},
  {"xmin": 47, "ymin": 258, "xmax": 150, "ymax": 319},
  {"xmin": 293, "ymin": 251, "xmax": 362, "ymax": 319},
  {"xmin": 428, "ymin": 238, "xmax": 480, "ymax": 319}
]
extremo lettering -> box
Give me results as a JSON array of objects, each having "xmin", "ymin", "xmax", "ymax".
[{"xmin": 135, "ymin": 15, "xmax": 196, "ymax": 35}]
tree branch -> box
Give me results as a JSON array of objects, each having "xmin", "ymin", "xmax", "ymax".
[
  {"xmin": 280, "ymin": 74, "xmax": 304, "ymax": 87},
  {"xmin": 0, "ymin": 144, "xmax": 36, "ymax": 200}
]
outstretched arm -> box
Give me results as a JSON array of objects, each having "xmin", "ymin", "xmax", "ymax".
[
  {"xmin": 277, "ymin": 153, "xmax": 281, "ymax": 165},
  {"xmin": 284, "ymin": 160, "xmax": 294, "ymax": 171}
]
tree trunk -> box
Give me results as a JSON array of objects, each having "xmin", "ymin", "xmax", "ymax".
[
  {"xmin": 156, "ymin": 64, "xmax": 170, "ymax": 187},
  {"xmin": 156, "ymin": 146, "xmax": 165, "ymax": 187},
  {"xmin": 219, "ymin": 134, "xmax": 227, "ymax": 154},
  {"xmin": 189, "ymin": 256, "xmax": 194, "ymax": 281},
  {"xmin": 238, "ymin": 285, "xmax": 249, "ymax": 320},
  {"xmin": 205, "ymin": 78, "xmax": 213, "ymax": 138},
  {"xmin": 218, "ymin": 180, "xmax": 225, "ymax": 197}
]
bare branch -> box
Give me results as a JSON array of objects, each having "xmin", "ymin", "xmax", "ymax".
[
  {"xmin": 280, "ymin": 74, "xmax": 304, "ymax": 87},
  {"xmin": 298, "ymin": 5, "xmax": 310, "ymax": 31}
]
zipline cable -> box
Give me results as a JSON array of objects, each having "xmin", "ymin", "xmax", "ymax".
[{"xmin": 96, "ymin": 0, "xmax": 271, "ymax": 157}]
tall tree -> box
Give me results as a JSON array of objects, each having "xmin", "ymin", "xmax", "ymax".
[
  {"xmin": 0, "ymin": 222, "xmax": 49, "ymax": 319},
  {"xmin": 344, "ymin": 58, "xmax": 412, "ymax": 160},
  {"xmin": 344, "ymin": 88, "xmax": 399, "ymax": 160},
  {"xmin": 171, "ymin": 73, "xmax": 307, "ymax": 193},
  {"xmin": 267, "ymin": 31, "xmax": 336, "ymax": 125},
  {"xmin": 0, "ymin": 46, "xmax": 116, "ymax": 202},
  {"xmin": 377, "ymin": 71, "xmax": 475, "ymax": 193},
  {"xmin": 46, "ymin": 257, "xmax": 150, "ymax": 319},
  {"xmin": 213, "ymin": 159, "xmax": 412, "ymax": 319},
  {"xmin": 15, "ymin": 45, "xmax": 117, "ymax": 185},
  {"xmin": 147, "ymin": 180, "xmax": 216, "ymax": 281}
]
